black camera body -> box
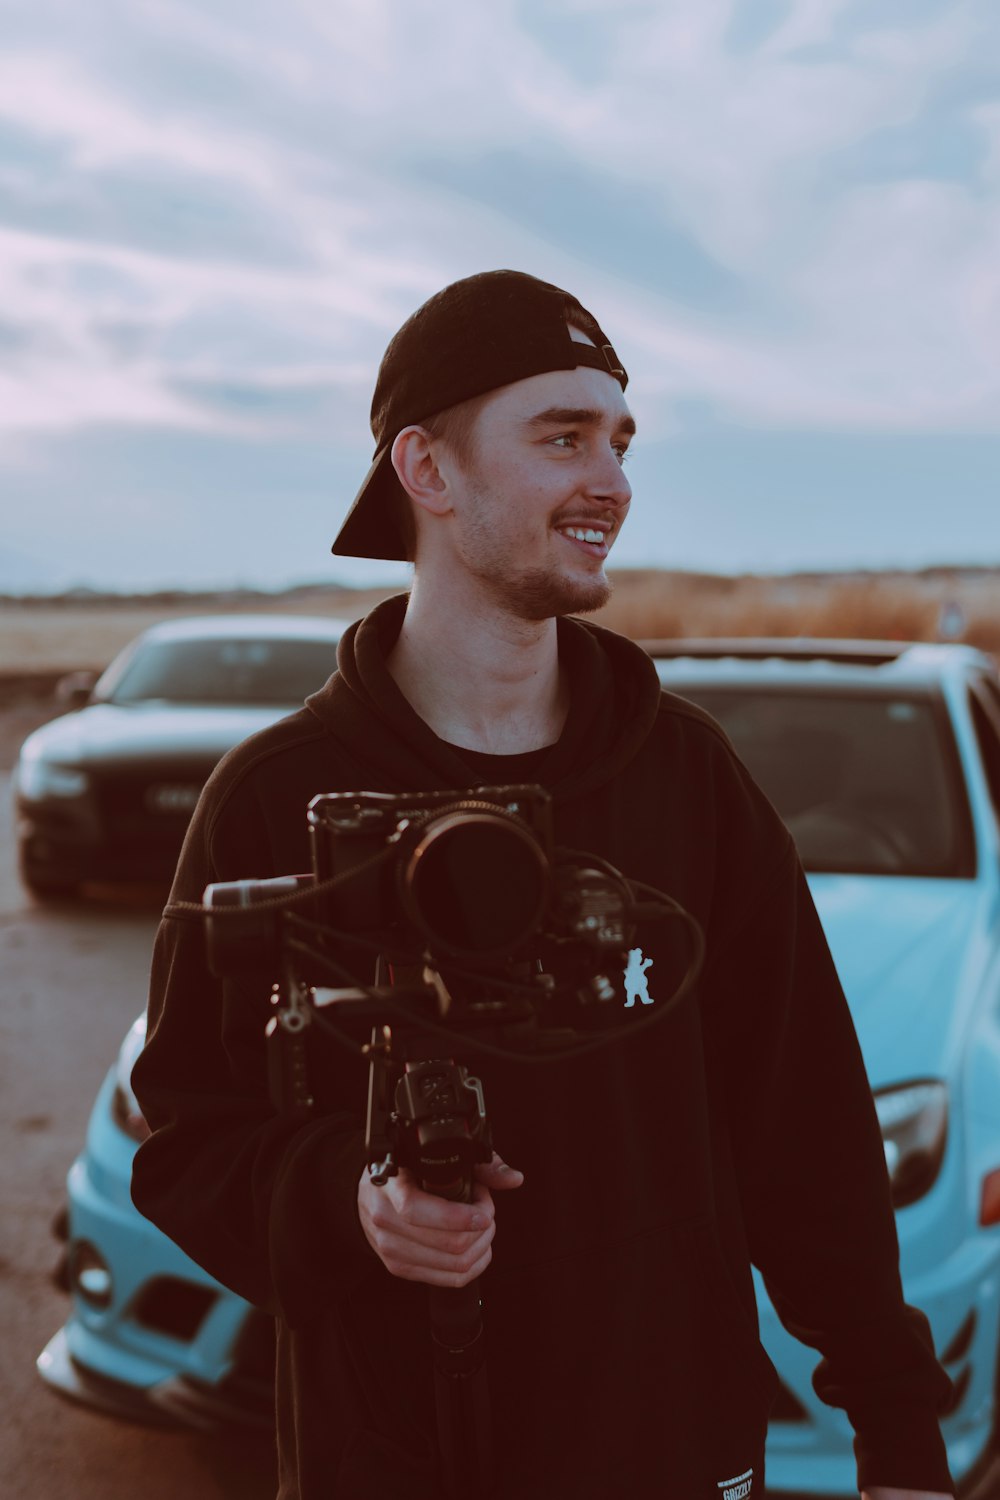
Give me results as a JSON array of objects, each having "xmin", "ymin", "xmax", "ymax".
[
  {"xmin": 204, "ymin": 784, "xmax": 633, "ymax": 998},
  {"xmin": 309, "ymin": 785, "xmax": 557, "ymax": 964}
]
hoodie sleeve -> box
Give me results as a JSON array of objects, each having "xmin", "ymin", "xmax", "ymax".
[
  {"xmin": 699, "ymin": 748, "xmax": 954, "ymax": 1493},
  {"xmin": 130, "ymin": 764, "xmax": 378, "ymax": 1328}
]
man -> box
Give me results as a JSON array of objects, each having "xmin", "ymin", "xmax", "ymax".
[{"xmin": 131, "ymin": 270, "xmax": 955, "ymax": 1499}]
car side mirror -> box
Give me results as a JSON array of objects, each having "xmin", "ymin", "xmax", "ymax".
[{"xmin": 55, "ymin": 669, "xmax": 99, "ymax": 710}]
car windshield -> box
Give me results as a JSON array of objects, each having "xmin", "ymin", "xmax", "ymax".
[
  {"xmin": 104, "ymin": 637, "xmax": 338, "ymax": 707},
  {"xmin": 671, "ymin": 687, "xmax": 971, "ymax": 877}
]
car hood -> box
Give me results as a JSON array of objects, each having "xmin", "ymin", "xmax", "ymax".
[
  {"xmin": 20, "ymin": 701, "xmax": 293, "ymax": 768},
  {"xmin": 808, "ymin": 873, "xmax": 996, "ymax": 1089}
]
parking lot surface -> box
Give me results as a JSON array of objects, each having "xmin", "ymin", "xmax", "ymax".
[{"xmin": 0, "ymin": 772, "xmax": 276, "ymax": 1499}]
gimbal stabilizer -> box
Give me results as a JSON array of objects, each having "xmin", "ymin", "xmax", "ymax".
[{"xmin": 193, "ymin": 785, "xmax": 705, "ymax": 1498}]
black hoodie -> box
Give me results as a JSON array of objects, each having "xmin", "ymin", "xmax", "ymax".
[{"xmin": 131, "ymin": 595, "xmax": 954, "ymax": 1499}]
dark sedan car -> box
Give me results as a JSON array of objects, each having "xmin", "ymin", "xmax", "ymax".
[{"xmin": 13, "ymin": 613, "xmax": 347, "ymax": 897}]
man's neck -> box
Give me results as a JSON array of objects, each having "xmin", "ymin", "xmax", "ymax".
[{"xmin": 386, "ymin": 577, "xmax": 569, "ymax": 754}]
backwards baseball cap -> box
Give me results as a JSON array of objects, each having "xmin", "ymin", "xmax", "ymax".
[{"xmin": 331, "ymin": 269, "xmax": 628, "ymax": 561}]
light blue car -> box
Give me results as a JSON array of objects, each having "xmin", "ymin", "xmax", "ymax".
[
  {"xmin": 38, "ymin": 637, "xmax": 1000, "ymax": 1492},
  {"xmin": 651, "ymin": 638, "xmax": 1000, "ymax": 1494},
  {"xmin": 39, "ymin": 1015, "xmax": 275, "ymax": 1430}
]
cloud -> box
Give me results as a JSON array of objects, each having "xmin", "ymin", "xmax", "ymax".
[{"xmin": 0, "ymin": 0, "xmax": 997, "ymax": 459}]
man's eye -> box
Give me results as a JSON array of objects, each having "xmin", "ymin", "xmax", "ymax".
[
  {"xmin": 551, "ymin": 434, "xmax": 577, "ymax": 449},
  {"xmin": 613, "ymin": 445, "xmax": 631, "ymax": 465}
]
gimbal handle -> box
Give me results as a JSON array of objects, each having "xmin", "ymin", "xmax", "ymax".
[{"xmin": 362, "ymin": 959, "xmax": 496, "ymax": 1500}]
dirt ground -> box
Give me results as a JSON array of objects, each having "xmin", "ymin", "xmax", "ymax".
[{"xmin": 0, "ymin": 771, "xmax": 278, "ymax": 1500}]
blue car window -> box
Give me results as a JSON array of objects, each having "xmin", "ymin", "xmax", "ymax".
[{"xmin": 675, "ymin": 688, "xmax": 970, "ymax": 877}]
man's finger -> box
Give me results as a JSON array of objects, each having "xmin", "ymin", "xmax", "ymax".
[
  {"xmin": 474, "ymin": 1154, "xmax": 525, "ymax": 1188},
  {"xmin": 386, "ymin": 1170, "xmax": 493, "ymax": 1231},
  {"xmin": 376, "ymin": 1216, "xmax": 496, "ymax": 1270}
]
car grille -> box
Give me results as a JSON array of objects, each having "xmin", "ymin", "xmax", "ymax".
[
  {"xmin": 130, "ymin": 1276, "xmax": 219, "ymax": 1342},
  {"xmin": 91, "ymin": 763, "xmax": 213, "ymax": 856}
]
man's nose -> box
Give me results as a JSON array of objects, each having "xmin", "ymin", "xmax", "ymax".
[{"xmin": 586, "ymin": 445, "xmax": 632, "ymax": 507}]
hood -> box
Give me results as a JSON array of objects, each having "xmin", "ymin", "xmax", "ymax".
[
  {"xmin": 20, "ymin": 701, "xmax": 292, "ymax": 768},
  {"xmin": 305, "ymin": 592, "xmax": 662, "ymax": 799},
  {"xmin": 809, "ymin": 872, "xmax": 995, "ymax": 1088}
]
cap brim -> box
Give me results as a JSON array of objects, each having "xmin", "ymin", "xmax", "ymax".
[{"xmin": 331, "ymin": 446, "xmax": 410, "ymax": 561}]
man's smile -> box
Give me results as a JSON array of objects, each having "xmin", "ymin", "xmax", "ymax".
[{"xmin": 555, "ymin": 522, "xmax": 612, "ymax": 559}]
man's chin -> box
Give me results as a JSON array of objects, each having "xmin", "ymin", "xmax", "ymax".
[
  {"xmin": 560, "ymin": 580, "xmax": 612, "ymax": 618},
  {"xmin": 497, "ymin": 567, "xmax": 612, "ymax": 621}
]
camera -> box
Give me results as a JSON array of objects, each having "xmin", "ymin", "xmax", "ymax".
[{"xmin": 205, "ymin": 784, "xmax": 633, "ymax": 986}]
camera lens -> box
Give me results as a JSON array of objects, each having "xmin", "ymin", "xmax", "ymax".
[{"xmin": 400, "ymin": 810, "xmax": 550, "ymax": 960}]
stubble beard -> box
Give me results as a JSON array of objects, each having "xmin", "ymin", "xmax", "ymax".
[
  {"xmin": 492, "ymin": 565, "xmax": 612, "ymax": 620},
  {"xmin": 458, "ymin": 482, "xmax": 613, "ymax": 621}
]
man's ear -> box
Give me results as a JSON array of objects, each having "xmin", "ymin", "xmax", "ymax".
[{"xmin": 391, "ymin": 426, "xmax": 452, "ymax": 519}]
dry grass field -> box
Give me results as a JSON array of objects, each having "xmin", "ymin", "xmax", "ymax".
[
  {"xmin": 3, "ymin": 568, "xmax": 998, "ymax": 676},
  {"xmin": 589, "ymin": 567, "xmax": 1000, "ymax": 655}
]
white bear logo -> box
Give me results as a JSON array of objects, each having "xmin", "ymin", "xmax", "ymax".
[{"xmin": 623, "ymin": 947, "xmax": 654, "ymax": 1008}]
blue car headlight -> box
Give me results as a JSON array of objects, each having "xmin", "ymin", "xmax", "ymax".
[
  {"xmin": 68, "ymin": 1240, "xmax": 114, "ymax": 1310},
  {"xmin": 110, "ymin": 1017, "xmax": 151, "ymax": 1144},
  {"xmin": 874, "ymin": 1080, "xmax": 948, "ymax": 1209}
]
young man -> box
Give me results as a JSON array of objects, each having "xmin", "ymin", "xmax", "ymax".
[{"xmin": 131, "ymin": 271, "xmax": 956, "ymax": 1499}]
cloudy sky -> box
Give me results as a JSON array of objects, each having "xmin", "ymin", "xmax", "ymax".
[{"xmin": 1, "ymin": 0, "xmax": 998, "ymax": 593}]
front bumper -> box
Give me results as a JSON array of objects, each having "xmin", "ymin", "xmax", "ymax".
[
  {"xmin": 37, "ymin": 1318, "xmax": 274, "ymax": 1431},
  {"xmin": 18, "ymin": 805, "xmax": 183, "ymax": 885},
  {"xmin": 37, "ymin": 1071, "xmax": 272, "ymax": 1431},
  {"xmin": 758, "ymin": 1228, "xmax": 1000, "ymax": 1495}
]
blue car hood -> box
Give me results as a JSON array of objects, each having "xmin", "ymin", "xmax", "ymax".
[{"xmin": 807, "ymin": 874, "xmax": 994, "ymax": 1089}]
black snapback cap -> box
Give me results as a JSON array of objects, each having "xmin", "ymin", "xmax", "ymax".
[{"xmin": 331, "ymin": 269, "xmax": 628, "ymax": 561}]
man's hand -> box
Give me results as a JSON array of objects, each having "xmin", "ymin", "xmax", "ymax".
[
  {"xmin": 862, "ymin": 1490, "xmax": 954, "ymax": 1500},
  {"xmin": 357, "ymin": 1152, "xmax": 524, "ymax": 1287}
]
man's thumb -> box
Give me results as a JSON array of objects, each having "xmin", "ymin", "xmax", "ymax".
[{"xmin": 477, "ymin": 1153, "xmax": 524, "ymax": 1187}]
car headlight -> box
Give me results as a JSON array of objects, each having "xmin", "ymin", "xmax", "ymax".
[
  {"xmin": 110, "ymin": 1017, "xmax": 150, "ymax": 1144},
  {"xmin": 874, "ymin": 1080, "xmax": 948, "ymax": 1209},
  {"xmin": 17, "ymin": 755, "xmax": 90, "ymax": 801}
]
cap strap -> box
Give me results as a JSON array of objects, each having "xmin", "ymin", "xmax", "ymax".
[{"xmin": 571, "ymin": 342, "xmax": 627, "ymax": 387}]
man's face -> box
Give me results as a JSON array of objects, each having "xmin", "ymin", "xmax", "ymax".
[{"xmin": 437, "ymin": 349, "xmax": 635, "ymax": 620}]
